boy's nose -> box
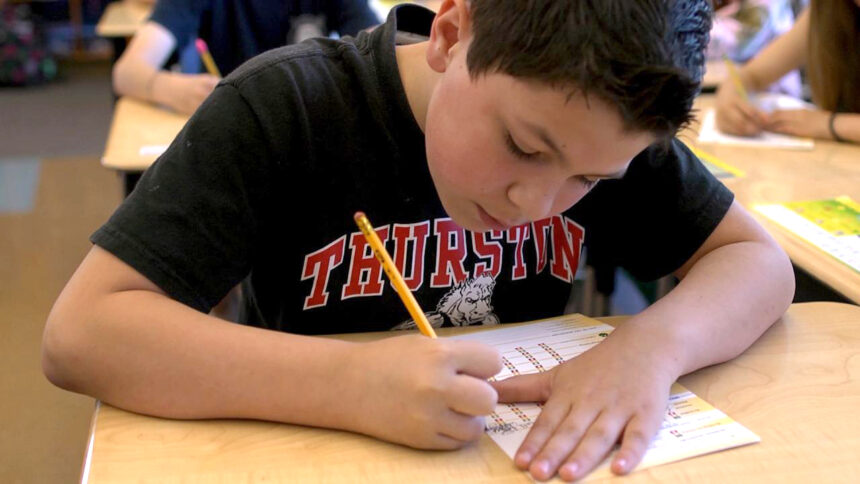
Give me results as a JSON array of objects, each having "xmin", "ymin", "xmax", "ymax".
[{"xmin": 507, "ymin": 178, "xmax": 562, "ymax": 223}]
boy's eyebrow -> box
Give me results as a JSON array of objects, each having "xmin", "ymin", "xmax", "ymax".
[
  {"xmin": 520, "ymin": 119, "xmax": 629, "ymax": 179},
  {"xmin": 521, "ymin": 119, "xmax": 566, "ymax": 163}
]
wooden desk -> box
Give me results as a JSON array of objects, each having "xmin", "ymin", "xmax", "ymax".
[
  {"xmin": 96, "ymin": 0, "xmax": 153, "ymax": 38},
  {"xmin": 686, "ymin": 95, "xmax": 860, "ymax": 304},
  {"xmin": 101, "ymin": 97, "xmax": 188, "ymax": 172},
  {"xmin": 82, "ymin": 302, "xmax": 860, "ymax": 483}
]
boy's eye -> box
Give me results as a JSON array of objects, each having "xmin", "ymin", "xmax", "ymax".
[{"xmin": 505, "ymin": 132, "xmax": 539, "ymax": 160}]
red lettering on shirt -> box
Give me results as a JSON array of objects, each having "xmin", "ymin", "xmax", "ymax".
[
  {"xmin": 430, "ymin": 218, "xmax": 468, "ymax": 287},
  {"xmin": 549, "ymin": 216, "xmax": 585, "ymax": 282},
  {"xmin": 507, "ymin": 224, "xmax": 531, "ymax": 280},
  {"xmin": 341, "ymin": 226, "xmax": 390, "ymax": 300},
  {"xmin": 472, "ymin": 230, "xmax": 503, "ymax": 278},
  {"xmin": 532, "ymin": 217, "xmax": 553, "ymax": 274},
  {"xmin": 301, "ymin": 235, "xmax": 346, "ymax": 310},
  {"xmin": 391, "ymin": 221, "xmax": 430, "ymax": 290}
]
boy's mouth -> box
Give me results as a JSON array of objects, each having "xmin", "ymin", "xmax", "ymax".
[{"xmin": 476, "ymin": 204, "xmax": 511, "ymax": 231}]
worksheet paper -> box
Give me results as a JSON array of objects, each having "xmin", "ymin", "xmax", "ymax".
[
  {"xmin": 697, "ymin": 92, "xmax": 815, "ymax": 150},
  {"xmin": 452, "ymin": 314, "xmax": 760, "ymax": 480},
  {"xmin": 755, "ymin": 197, "xmax": 860, "ymax": 273}
]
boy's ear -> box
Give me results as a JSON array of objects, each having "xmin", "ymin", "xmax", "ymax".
[{"xmin": 426, "ymin": 0, "xmax": 472, "ymax": 73}]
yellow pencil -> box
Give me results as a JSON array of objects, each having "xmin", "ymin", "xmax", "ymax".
[
  {"xmin": 722, "ymin": 55, "xmax": 748, "ymax": 102},
  {"xmin": 195, "ymin": 39, "xmax": 222, "ymax": 78},
  {"xmin": 353, "ymin": 212, "xmax": 437, "ymax": 338}
]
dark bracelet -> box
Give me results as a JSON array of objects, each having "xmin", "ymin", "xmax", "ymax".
[{"xmin": 829, "ymin": 111, "xmax": 846, "ymax": 143}]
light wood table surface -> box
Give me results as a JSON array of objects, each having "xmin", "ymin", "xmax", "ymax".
[
  {"xmin": 685, "ymin": 95, "xmax": 860, "ymax": 304},
  {"xmin": 96, "ymin": 0, "xmax": 153, "ymax": 38},
  {"xmin": 101, "ymin": 97, "xmax": 188, "ymax": 171},
  {"xmin": 82, "ymin": 302, "xmax": 860, "ymax": 483}
]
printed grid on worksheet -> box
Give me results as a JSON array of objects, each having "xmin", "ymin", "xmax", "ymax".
[
  {"xmin": 453, "ymin": 317, "xmax": 613, "ymax": 433},
  {"xmin": 452, "ymin": 315, "xmax": 761, "ymax": 470}
]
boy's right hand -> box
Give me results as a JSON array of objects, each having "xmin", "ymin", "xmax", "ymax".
[
  {"xmin": 714, "ymin": 82, "xmax": 767, "ymax": 136},
  {"xmin": 161, "ymin": 73, "xmax": 220, "ymax": 115},
  {"xmin": 340, "ymin": 335, "xmax": 502, "ymax": 449}
]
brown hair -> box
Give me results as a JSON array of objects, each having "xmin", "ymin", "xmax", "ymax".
[
  {"xmin": 465, "ymin": 0, "xmax": 712, "ymax": 140},
  {"xmin": 808, "ymin": 0, "xmax": 860, "ymax": 112}
]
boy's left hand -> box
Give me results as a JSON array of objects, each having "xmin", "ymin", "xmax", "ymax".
[
  {"xmin": 490, "ymin": 331, "xmax": 678, "ymax": 481},
  {"xmin": 763, "ymin": 109, "xmax": 830, "ymax": 139}
]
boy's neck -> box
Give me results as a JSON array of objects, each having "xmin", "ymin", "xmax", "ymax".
[{"xmin": 396, "ymin": 42, "xmax": 439, "ymax": 133}]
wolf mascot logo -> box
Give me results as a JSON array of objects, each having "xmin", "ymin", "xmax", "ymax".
[{"xmin": 393, "ymin": 273, "xmax": 500, "ymax": 330}]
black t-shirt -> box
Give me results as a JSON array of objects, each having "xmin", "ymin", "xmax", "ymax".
[
  {"xmin": 149, "ymin": 0, "xmax": 380, "ymax": 75},
  {"xmin": 93, "ymin": 5, "xmax": 733, "ymax": 335}
]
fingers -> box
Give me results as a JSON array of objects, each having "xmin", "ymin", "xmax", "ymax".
[
  {"xmin": 427, "ymin": 433, "xmax": 466, "ymax": 450},
  {"xmin": 437, "ymin": 410, "xmax": 487, "ymax": 444},
  {"xmin": 448, "ymin": 374, "xmax": 498, "ymax": 416},
  {"xmin": 555, "ymin": 411, "xmax": 627, "ymax": 481},
  {"xmin": 518, "ymin": 402, "xmax": 597, "ymax": 479},
  {"xmin": 515, "ymin": 402, "xmax": 663, "ymax": 481},
  {"xmin": 448, "ymin": 340, "xmax": 503, "ymax": 378},
  {"xmin": 737, "ymin": 102, "xmax": 768, "ymax": 127},
  {"xmin": 762, "ymin": 110, "xmax": 802, "ymax": 136},
  {"xmin": 611, "ymin": 413, "xmax": 662, "ymax": 475},
  {"xmin": 491, "ymin": 372, "xmax": 552, "ymax": 403},
  {"xmin": 717, "ymin": 102, "xmax": 764, "ymax": 136}
]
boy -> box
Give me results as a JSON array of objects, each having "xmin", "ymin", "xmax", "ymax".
[
  {"xmin": 113, "ymin": 0, "xmax": 379, "ymax": 114},
  {"xmin": 43, "ymin": 1, "xmax": 794, "ymax": 481}
]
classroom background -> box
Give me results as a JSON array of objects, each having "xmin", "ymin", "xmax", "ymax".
[{"xmin": 1, "ymin": 0, "xmax": 856, "ymax": 482}]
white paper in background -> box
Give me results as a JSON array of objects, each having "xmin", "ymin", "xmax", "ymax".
[
  {"xmin": 698, "ymin": 92, "xmax": 815, "ymax": 150},
  {"xmin": 452, "ymin": 315, "xmax": 760, "ymax": 481},
  {"xmin": 138, "ymin": 145, "xmax": 169, "ymax": 156}
]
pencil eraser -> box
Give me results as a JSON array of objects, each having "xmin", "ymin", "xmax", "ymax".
[
  {"xmin": 195, "ymin": 38, "xmax": 207, "ymax": 53},
  {"xmin": 354, "ymin": 211, "xmax": 366, "ymax": 221}
]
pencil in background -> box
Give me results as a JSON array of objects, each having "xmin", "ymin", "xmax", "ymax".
[{"xmin": 195, "ymin": 39, "xmax": 222, "ymax": 77}]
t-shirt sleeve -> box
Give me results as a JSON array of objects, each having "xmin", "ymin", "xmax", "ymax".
[
  {"xmin": 148, "ymin": 0, "xmax": 207, "ymax": 53},
  {"xmin": 574, "ymin": 139, "xmax": 734, "ymax": 281},
  {"xmin": 91, "ymin": 84, "xmax": 276, "ymax": 313},
  {"xmin": 329, "ymin": 0, "xmax": 381, "ymax": 37}
]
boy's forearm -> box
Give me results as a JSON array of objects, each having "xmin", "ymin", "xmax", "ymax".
[
  {"xmin": 44, "ymin": 289, "xmax": 360, "ymax": 430},
  {"xmin": 615, "ymin": 239, "xmax": 794, "ymax": 379}
]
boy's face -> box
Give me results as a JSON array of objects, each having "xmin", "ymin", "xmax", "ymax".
[{"xmin": 423, "ymin": 40, "xmax": 655, "ymax": 233}]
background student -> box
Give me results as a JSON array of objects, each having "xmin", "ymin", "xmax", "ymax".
[
  {"xmin": 42, "ymin": 1, "xmax": 794, "ymax": 481},
  {"xmin": 706, "ymin": 0, "xmax": 804, "ymax": 97},
  {"xmin": 714, "ymin": 0, "xmax": 860, "ymax": 143},
  {"xmin": 113, "ymin": 0, "xmax": 379, "ymax": 114}
]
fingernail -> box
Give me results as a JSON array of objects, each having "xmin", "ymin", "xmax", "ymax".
[
  {"xmin": 534, "ymin": 460, "xmax": 550, "ymax": 477},
  {"xmin": 560, "ymin": 462, "xmax": 578, "ymax": 480},
  {"xmin": 614, "ymin": 458, "xmax": 627, "ymax": 473},
  {"xmin": 516, "ymin": 450, "xmax": 531, "ymax": 464}
]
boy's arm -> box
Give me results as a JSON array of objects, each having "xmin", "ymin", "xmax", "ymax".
[
  {"xmin": 493, "ymin": 201, "xmax": 794, "ymax": 481},
  {"xmin": 43, "ymin": 245, "xmax": 502, "ymax": 449},
  {"xmin": 113, "ymin": 21, "xmax": 218, "ymax": 115}
]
